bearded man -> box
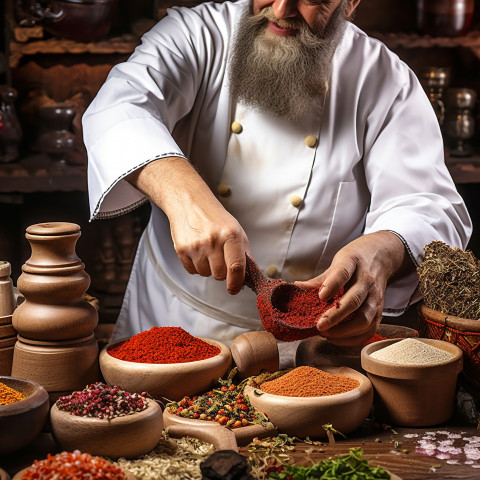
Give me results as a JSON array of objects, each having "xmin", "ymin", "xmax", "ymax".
[{"xmin": 83, "ymin": 0, "xmax": 471, "ymax": 366}]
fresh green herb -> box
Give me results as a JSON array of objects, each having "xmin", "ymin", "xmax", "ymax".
[{"xmin": 268, "ymin": 448, "xmax": 390, "ymax": 480}]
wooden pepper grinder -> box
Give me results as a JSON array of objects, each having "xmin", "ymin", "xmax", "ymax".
[{"xmin": 12, "ymin": 222, "xmax": 100, "ymax": 394}]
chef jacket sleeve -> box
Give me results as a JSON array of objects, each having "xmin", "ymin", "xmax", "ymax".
[
  {"xmin": 82, "ymin": 5, "xmax": 228, "ymax": 220},
  {"xmin": 361, "ymin": 68, "xmax": 472, "ymax": 312}
]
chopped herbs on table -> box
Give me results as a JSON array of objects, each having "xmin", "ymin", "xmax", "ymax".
[
  {"xmin": 166, "ymin": 370, "xmax": 269, "ymax": 429},
  {"xmin": 56, "ymin": 382, "xmax": 149, "ymax": 419},
  {"xmin": 266, "ymin": 448, "xmax": 390, "ymax": 480}
]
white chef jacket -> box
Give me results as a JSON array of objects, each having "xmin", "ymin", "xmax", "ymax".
[{"xmin": 83, "ymin": 0, "xmax": 471, "ymax": 349}]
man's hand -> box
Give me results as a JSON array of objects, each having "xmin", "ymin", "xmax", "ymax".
[
  {"xmin": 126, "ymin": 157, "xmax": 250, "ymax": 294},
  {"xmin": 295, "ymin": 231, "xmax": 414, "ymax": 346}
]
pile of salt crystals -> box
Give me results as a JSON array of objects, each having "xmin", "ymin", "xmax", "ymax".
[{"xmin": 370, "ymin": 338, "xmax": 455, "ymax": 365}]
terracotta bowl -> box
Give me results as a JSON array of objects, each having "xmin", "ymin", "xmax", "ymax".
[
  {"xmin": 99, "ymin": 338, "xmax": 232, "ymax": 401},
  {"xmin": 0, "ymin": 376, "xmax": 49, "ymax": 455},
  {"xmin": 244, "ymin": 366, "xmax": 373, "ymax": 438},
  {"xmin": 296, "ymin": 324, "xmax": 419, "ymax": 373},
  {"xmin": 50, "ymin": 398, "xmax": 164, "ymax": 458},
  {"xmin": 419, "ymin": 302, "xmax": 480, "ymax": 390},
  {"xmin": 361, "ymin": 338, "xmax": 463, "ymax": 427}
]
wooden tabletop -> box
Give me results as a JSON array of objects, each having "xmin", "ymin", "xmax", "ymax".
[
  {"xmin": 240, "ymin": 423, "xmax": 480, "ymax": 480},
  {"xmin": 1, "ymin": 423, "xmax": 480, "ymax": 479}
]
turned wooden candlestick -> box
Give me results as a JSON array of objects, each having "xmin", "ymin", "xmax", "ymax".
[
  {"xmin": 11, "ymin": 222, "xmax": 100, "ymax": 392},
  {"xmin": 12, "ymin": 222, "xmax": 98, "ymax": 340}
]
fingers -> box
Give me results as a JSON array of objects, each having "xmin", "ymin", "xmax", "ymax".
[{"xmin": 224, "ymin": 236, "xmax": 247, "ymax": 295}]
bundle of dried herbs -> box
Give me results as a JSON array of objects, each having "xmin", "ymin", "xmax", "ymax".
[{"xmin": 417, "ymin": 240, "xmax": 480, "ymax": 319}]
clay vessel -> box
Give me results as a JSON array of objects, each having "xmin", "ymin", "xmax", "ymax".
[
  {"xmin": 12, "ymin": 222, "xmax": 98, "ymax": 340},
  {"xmin": 0, "ymin": 262, "xmax": 15, "ymax": 317}
]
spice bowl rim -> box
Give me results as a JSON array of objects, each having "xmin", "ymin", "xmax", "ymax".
[
  {"xmin": 12, "ymin": 466, "xmax": 136, "ymax": 480},
  {"xmin": 50, "ymin": 398, "xmax": 164, "ymax": 459},
  {"xmin": 361, "ymin": 338, "xmax": 463, "ymax": 380},
  {"xmin": 50, "ymin": 396, "xmax": 162, "ymax": 426},
  {"xmin": 243, "ymin": 366, "xmax": 374, "ymax": 438},
  {"xmin": 0, "ymin": 375, "xmax": 49, "ymax": 415},
  {"xmin": 244, "ymin": 366, "xmax": 372, "ymax": 403},
  {"xmin": 101, "ymin": 336, "xmax": 231, "ymax": 369}
]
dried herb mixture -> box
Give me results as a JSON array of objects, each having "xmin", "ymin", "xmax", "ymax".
[{"xmin": 417, "ymin": 240, "xmax": 480, "ymax": 319}]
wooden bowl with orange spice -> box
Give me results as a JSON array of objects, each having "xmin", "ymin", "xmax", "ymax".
[
  {"xmin": 99, "ymin": 327, "xmax": 232, "ymax": 401},
  {"xmin": 0, "ymin": 376, "xmax": 49, "ymax": 455},
  {"xmin": 243, "ymin": 366, "xmax": 373, "ymax": 438}
]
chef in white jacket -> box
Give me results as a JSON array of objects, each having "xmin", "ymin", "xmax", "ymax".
[{"xmin": 83, "ymin": 0, "xmax": 471, "ymax": 362}]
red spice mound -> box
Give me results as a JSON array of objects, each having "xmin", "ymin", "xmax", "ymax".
[
  {"xmin": 21, "ymin": 450, "xmax": 125, "ymax": 479},
  {"xmin": 260, "ymin": 366, "xmax": 360, "ymax": 397},
  {"xmin": 108, "ymin": 326, "xmax": 220, "ymax": 364},
  {"xmin": 362, "ymin": 333, "xmax": 387, "ymax": 345},
  {"xmin": 258, "ymin": 287, "xmax": 353, "ymax": 342}
]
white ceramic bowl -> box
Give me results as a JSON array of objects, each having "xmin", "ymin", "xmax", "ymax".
[
  {"xmin": 99, "ymin": 337, "xmax": 232, "ymax": 401},
  {"xmin": 50, "ymin": 398, "xmax": 164, "ymax": 459},
  {"xmin": 244, "ymin": 366, "xmax": 373, "ymax": 438},
  {"xmin": 361, "ymin": 338, "xmax": 463, "ymax": 427},
  {"xmin": 0, "ymin": 376, "xmax": 49, "ymax": 455}
]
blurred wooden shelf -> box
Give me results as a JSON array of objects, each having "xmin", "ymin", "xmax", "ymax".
[
  {"xmin": 371, "ymin": 30, "xmax": 480, "ymax": 58},
  {"xmin": 9, "ymin": 34, "xmax": 139, "ymax": 68},
  {"xmin": 0, "ymin": 154, "xmax": 86, "ymax": 193},
  {"xmin": 447, "ymin": 156, "xmax": 480, "ymax": 184}
]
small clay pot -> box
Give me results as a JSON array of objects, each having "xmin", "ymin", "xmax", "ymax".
[{"xmin": 361, "ymin": 338, "xmax": 463, "ymax": 427}]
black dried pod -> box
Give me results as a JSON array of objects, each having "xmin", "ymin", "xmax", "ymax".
[{"xmin": 200, "ymin": 450, "xmax": 254, "ymax": 480}]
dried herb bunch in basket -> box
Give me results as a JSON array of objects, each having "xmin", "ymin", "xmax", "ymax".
[{"xmin": 417, "ymin": 240, "xmax": 480, "ymax": 319}]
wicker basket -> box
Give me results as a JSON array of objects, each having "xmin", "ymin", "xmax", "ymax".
[{"xmin": 419, "ymin": 302, "xmax": 480, "ymax": 390}]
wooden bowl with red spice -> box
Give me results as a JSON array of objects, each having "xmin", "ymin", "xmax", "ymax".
[
  {"xmin": 99, "ymin": 327, "xmax": 232, "ymax": 401},
  {"xmin": 0, "ymin": 376, "xmax": 49, "ymax": 455},
  {"xmin": 243, "ymin": 366, "xmax": 373, "ymax": 439},
  {"xmin": 50, "ymin": 383, "xmax": 164, "ymax": 459}
]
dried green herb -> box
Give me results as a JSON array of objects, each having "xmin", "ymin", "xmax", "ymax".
[
  {"xmin": 267, "ymin": 448, "xmax": 390, "ymax": 479},
  {"xmin": 417, "ymin": 240, "xmax": 480, "ymax": 319}
]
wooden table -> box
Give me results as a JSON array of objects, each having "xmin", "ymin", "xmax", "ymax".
[{"xmin": 1, "ymin": 423, "xmax": 480, "ymax": 479}]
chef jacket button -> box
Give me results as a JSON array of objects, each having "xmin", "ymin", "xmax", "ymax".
[
  {"xmin": 266, "ymin": 265, "xmax": 278, "ymax": 278},
  {"xmin": 289, "ymin": 194, "xmax": 303, "ymax": 207},
  {"xmin": 217, "ymin": 183, "xmax": 231, "ymax": 197},
  {"xmin": 304, "ymin": 135, "xmax": 317, "ymax": 148},
  {"xmin": 231, "ymin": 121, "xmax": 243, "ymax": 134}
]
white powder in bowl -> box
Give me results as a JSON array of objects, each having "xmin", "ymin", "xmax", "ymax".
[{"xmin": 370, "ymin": 338, "xmax": 455, "ymax": 365}]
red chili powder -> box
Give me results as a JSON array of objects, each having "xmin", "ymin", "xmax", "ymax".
[
  {"xmin": 362, "ymin": 333, "xmax": 387, "ymax": 345},
  {"xmin": 257, "ymin": 286, "xmax": 352, "ymax": 342},
  {"xmin": 21, "ymin": 451, "xmax": 125, "ymax": 480},
  {"xmin": 260, "ymin": 366, "xmax": 360, "ymax": 397},
  {"xmin": 108, "ymin": 326, "xmax": 220, "ymax": 364}
]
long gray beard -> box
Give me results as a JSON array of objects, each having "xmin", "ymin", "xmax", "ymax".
[{"xmin": 228, "ymin": 1, "xmax": 347, "ymax": 120}]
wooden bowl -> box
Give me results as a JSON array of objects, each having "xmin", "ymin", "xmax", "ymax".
[
  {"xmin": 230, "ymin": 331, "xmax": 279, "ymax": 379},
  {"xmin": 244, "ymin": 367, "xmax": 373, "ymax": 438},
  {"xmin": 13, "ymin": 466, "xmax": 135, "ymax": 480},
  {"xmin": 0, "ymin": 315, "xmax": 13, "ymax": 326},
  {"xmin": 50, "ymin": 398, "xmax": 164, "ymax": 459},
  {"xmin": 100, "ymin": 338, "xmax": 232, "ymax": 401},
  {"xmin": 163, "ymin": 410, "xmax": 277, "ymax": 447},
  {"xmin": 11, "ymin": 334, "xmax": 100, "ymax": 391},
  {"xmin": 0, "ymin": 467, "xmax": 11, "ymax": 480},
  {"xmin": 0, "ymin": 376, "xmax": 49, "ymax": 455},
  {"xmin": 296, "ymin": 324, "xmax": 419, "ymax": 373},
  {"xmin": 419, "ymin": 302, "xmax": 480, "ymax": 390},
  {"xmin": 0, "ymin": 323, "xmax": 15, "ymax": 338},
  {"xmin": 361, "ymin": 338, "xmax": 463, "ymax": 427}
]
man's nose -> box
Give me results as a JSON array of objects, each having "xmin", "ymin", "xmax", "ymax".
[{"xmin": 271, "ymin": 0, "xmax": 299, "ymax": 19}]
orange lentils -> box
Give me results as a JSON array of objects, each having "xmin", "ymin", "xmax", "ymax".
[{"xmin": 260, "ymin": 366, "xmax": 360, "ymax": 397}]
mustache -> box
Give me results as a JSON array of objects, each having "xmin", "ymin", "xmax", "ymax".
[{"xmin": 254, "ymin": 6, "xmax": 309, "ymax": 31}]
